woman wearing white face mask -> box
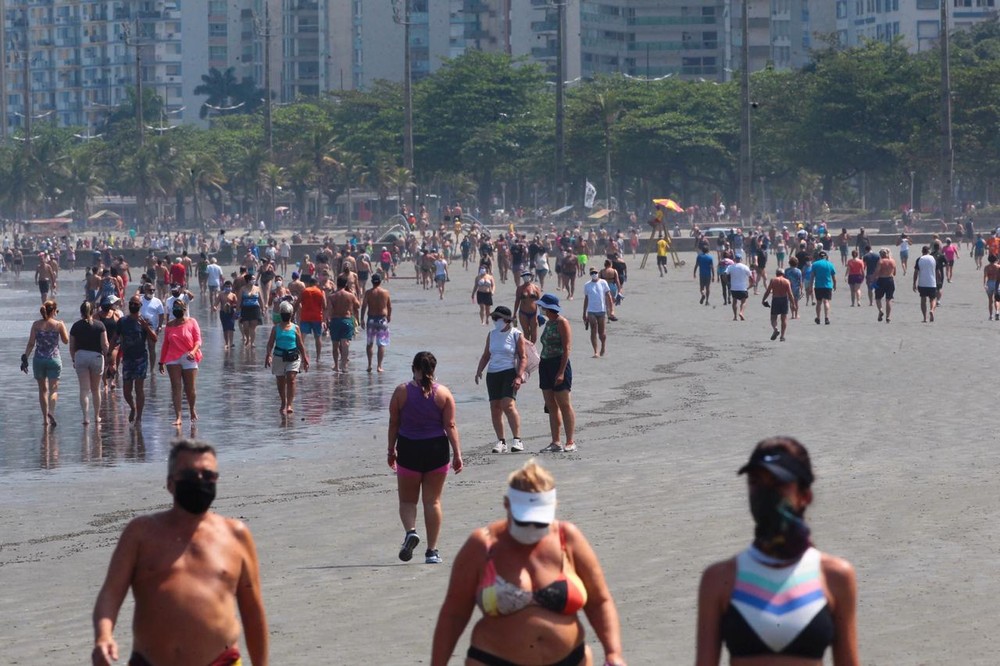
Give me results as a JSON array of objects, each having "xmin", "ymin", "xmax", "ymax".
[
  {"xmin": 475, "ymin": 306, "xmax": 528, "ymax": 454},
  {"xmin": 431, "ymin": 460, "xmax": 626, "ymax": 666}
]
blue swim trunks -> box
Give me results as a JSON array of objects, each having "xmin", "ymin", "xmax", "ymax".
[{"xmin": 329, "ymin": 317, "xmax": 355, "ymax": 341}]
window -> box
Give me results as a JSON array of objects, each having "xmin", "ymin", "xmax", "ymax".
[
  {"xmin": 208, "ymin": 23, "xmax": 227, "ymax": 37},
  {"xmin": 209, "ymin": 45, "xmax": 227, "ymax": 60},
  {"xmin": 208, "ymin": 0, "xmax": 226, "ymax": 13},
  {"xmin": 916, "ymin": 0, "xmax": 939, "ymax": 8},
  {"xmin": 165, "ymin": 64, "xmax": 180, "ymax": 75},
  {"xmin": 837, "ymin": 1, "xmax": 848, "ymax": 18}
]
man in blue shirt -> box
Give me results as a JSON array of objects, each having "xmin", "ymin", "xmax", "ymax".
[
  {"xmin": 693, "ymin": 247, "xmax": 716, "ymax": 305},
  {"xmin": 810, "ymin": 250, "xmax": 837, "ymax": 325}
]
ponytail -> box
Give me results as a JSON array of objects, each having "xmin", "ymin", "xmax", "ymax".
[
  {"xmin": 411, "ymin": 351, "xmax": 437, "ymax": 393},
  {"xmin": 80, "ymin": 301, "xmax": 93, "ymax": 319}
]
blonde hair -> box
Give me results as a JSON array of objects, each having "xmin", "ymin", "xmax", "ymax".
[
  {"xmin": 40, "ymin": 300, "xmax": 57, "ymax": 319},
  {"xmin": 507, "ymin": 459, "xmax": 555, "ymax": 492}
]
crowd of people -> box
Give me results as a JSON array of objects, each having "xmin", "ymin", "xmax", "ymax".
[{"xmin": 22, "ymin": 210, "xmax": 1000, "ymax": 665}]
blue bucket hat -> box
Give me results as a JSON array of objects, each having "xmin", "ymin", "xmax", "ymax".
[{"xmin": 537, "ymin": 293, "xmax": 562, "ymax": 314}]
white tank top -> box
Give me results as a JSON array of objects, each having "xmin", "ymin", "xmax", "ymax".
[{"xmin": 487, "ymin": 328, "xmax": 520, "ymax": 373}]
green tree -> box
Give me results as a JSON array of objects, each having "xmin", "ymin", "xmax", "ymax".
[{"xmin": 414, "ymin": 51, "xmax": 545, "ymax": 212}]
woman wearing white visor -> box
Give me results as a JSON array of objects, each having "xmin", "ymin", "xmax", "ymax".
[{"xmin": 432, "ymin": 460, "xmax": 626, "ymax": 666}]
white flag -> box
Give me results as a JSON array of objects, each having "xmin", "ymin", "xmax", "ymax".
[{"xmin": 584, "ymin": 180, "xmax": 597, "ymax": 209}]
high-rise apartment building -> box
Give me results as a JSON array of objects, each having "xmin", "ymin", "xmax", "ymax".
[
  {"xmin": 834, "ymin": 0, "xmax": 997, "ymax": 52},
  {"xmin": 0, "ymin": 0, "xmax": 281, "ymax": 134}
]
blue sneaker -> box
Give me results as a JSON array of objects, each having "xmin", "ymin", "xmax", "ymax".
[{"xmin": 425, "ymin": 549, "xmax": 442, "ymax": 564}]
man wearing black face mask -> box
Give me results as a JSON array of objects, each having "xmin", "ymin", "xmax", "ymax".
[
  {"xmin": 112, "ymin": 296, "xmax": 157, "ymax": 424},
  {"xmin": 92, "ymin": 439, "xmax": 269, "ymax": 666}
]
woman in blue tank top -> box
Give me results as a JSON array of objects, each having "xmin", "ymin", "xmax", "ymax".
[
  {"xmin": 264, "ymin": 301, "xmax": 309, "ymax": 415},
  {"xmin": 695, "ymin": 437, "xmax": 859, "ymax": 666}
]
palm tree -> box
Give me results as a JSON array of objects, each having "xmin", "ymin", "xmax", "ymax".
[
  {"xmin": 233, "ymin": 145, "xmax": 267, "ymax": 224},
  {"xmin": 61, "ymin": 149, "xmax": 106, "ymax": 222},
  {"xmin": 259, "ymin": 162, "xmax": 286, "ymax": 227},
  {"xmin": 284, "ymin": 160, "xmax": 314, "ymax": 231},
  {"xmin": 194, "ymin": 67, "xmax": 240, "ymax": 118},
  {"xmin": 335, "ymin": 151, "xmax": 369, "ymax": 232},
  {"xmin": 183, "ymin": 152, "xmax": 226, "ymax": 229},
  {"xmin": 387, "ymin": 166, "xmax": 415, "ymax": 217}
]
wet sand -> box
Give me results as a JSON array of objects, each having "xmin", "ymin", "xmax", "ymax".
[{"xmin": 2, "ymin": 252, "xmax": 999, "ymax": 664}]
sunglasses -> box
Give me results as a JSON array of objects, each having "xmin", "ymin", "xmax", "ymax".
[
  {"xmin": 174, "ymin": 469, "xmax": 219, "ymax": 482},
  {"xmin": 512, "ymin": 518, "xmax": 549, "ymax": 529}
]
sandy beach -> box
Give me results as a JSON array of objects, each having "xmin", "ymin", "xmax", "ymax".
[{"xmin": 2, "ymin": 248, "xmax": 999, "ymax": 665}]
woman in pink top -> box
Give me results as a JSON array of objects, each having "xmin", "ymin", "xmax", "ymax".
[
  {"xmin": 158, "ymin": 299, "xmax": 202, "ymax": 425},
  {"xmin": 846, "ymin": 250, "xmax": 866, "ymax": 307},
  {"xmin": 942, "ymin": 238, "xmax": 959, "ymax": 282}
]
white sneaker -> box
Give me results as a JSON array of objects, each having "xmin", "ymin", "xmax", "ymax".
[
  {"xmin": 563, "ymin": 442, "xmax": 578, "ymax": 453},
  {"xmin": 510, "ymin": 438, "xmax": 524, "ymax": 453},
  {"xmin": 491, "ymin": 440, "xmax": 508, "ymax": 453}
]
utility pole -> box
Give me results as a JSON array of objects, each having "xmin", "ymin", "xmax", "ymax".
[
  {"xmin": 738, "ymin": 0, "xmax": 752, "ymax": 222},
  {"xmin": 554, "ymin": 0, "xmax": 565, "ymax": 206},
  {"xmin": 393, "ymin": 0, "xmax": 415, "ymax": 210},
  {"xmin": 0, "ymin": 0, "xmax": 7, "ymax": 142},
  {"xmin": 22, "ymin": 32, "xmax": 31, "ymax": 154},
  {"xmin": 254, "ymin": 3, "xmax": 273, "ymax": 159},
  {"xmin": 940, "ymin": 0, "xmax": 953, "ymax": 225},
  {"xmin": 123, "ymin": 16, "xmax": 146, "ymax": 226},
  {"xmin": 123, "ymin": 19, "xmax": 144, "ymax": 148}
]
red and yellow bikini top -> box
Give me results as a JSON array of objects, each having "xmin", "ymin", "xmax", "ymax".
[{"xmin": 476, "ymin": 522, "xmax": 588, "ymax": 617}]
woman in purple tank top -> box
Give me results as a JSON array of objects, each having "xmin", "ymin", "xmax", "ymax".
[{"xmin": 388, "ymin": 351, "xmax": 464, "ymax": 565}]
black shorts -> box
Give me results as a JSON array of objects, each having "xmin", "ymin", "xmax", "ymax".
[
  {"xmin": 918, "ymin": 286, "xmax": 937, "ymax": 298},
  {"xmin": 476, "ymin": 291, "xmax": 493, "ymax": 306},
  {"xmin": 874, "ymin": 277, "xmax": 895, "ymax": 300},
  {"xmin": 240, "ymin": 305, "xmax": 262, "ymax": 323},
  {"xmin": 486, "ymin": 368, "xmax": 517, "ymax": 401},
  {"xmin": 395, "ymin": 434, "xmax": 450, "ymax": 473},
  {"xmin": 814, "ymin": 287, "xmax": 833, "ymax": 300},
  {"xmin": 657, "ymin": 255, "xmax": 667, "ymax": 266},
  {"xmin": 731, "ymin": 290, "xmax": 749, "ymax": 301},
  {"xmin": 538, "ymin": 357, "xmax": 572, "ymax": 392},
  {"xmin": 770, "ymin": 297, "xmax": 789, "ymax": 316},
  {"xmin": 38, "ymin": 279, "xmax": 50, "ymax": 294},
  {"xmin": 699, "ymin": 275, "xmax": 711, "ymax": 288}
]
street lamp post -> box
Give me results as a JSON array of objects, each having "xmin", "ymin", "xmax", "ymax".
[{"xmin": 909, "ymin": 170, "xmax": 915, "ymax": 213}]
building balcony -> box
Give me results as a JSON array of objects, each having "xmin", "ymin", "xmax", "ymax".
[
  {"xmin": 532, "ymin": 20, "xmax": 558, "ymax": 32},
  {"xmin": 531, "ymin": 46, "xmax": 558, "ymax": 58}
]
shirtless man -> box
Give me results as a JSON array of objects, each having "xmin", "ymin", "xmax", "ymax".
[
  {"xmin": 513, "ymin": 271, "xmax": 542, "ymax": 343},
  {"xmin": 983, "ymin": 254, "xmax": 1000, "ymax": 320},
  {"xmin": 287, "ymin": 271, "xmax": 305, "ymax": 300},
  {"xmin": 560, "ymin": 250, "xmax": 578, "ymax": 300},
  {"xmin": 92, "ymin": 439, "xmax": 267, "ymax": 666},
  {"xmin": 326, "ymin": 275, "xmax": 361, "ymax": 372},
  {"xmin": 86, "ymin": 267, "xmax": 103, "ymax": 305},
  {"xmin": 154, "ymin": 259, "xmax": 170, "ymax": 300},
  {"xmin": 47, "ymin": 253, "xmax": 60, "ymax": 295},
  {"xmin": 874, "ymin": 249, "xmax": 897, "ymax": 323},
  {"xmin": 35, "ymin": 256, "xmax": 56, "ymax": 303},
  {"xmin": 761, "ymin": 268, "xmax": 793, "ymax": 341},
  {"xmin": 360, "ymin": 273, "xmax": 392, "ymax": 373}
]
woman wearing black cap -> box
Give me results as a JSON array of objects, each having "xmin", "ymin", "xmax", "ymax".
[
  {"xmin": 474, "ymin": 306, "xmax": 527, "ymax": 454},
  {"xmin": 695, "ymin": 436, "xmax": 859, "ymax": 666}
]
